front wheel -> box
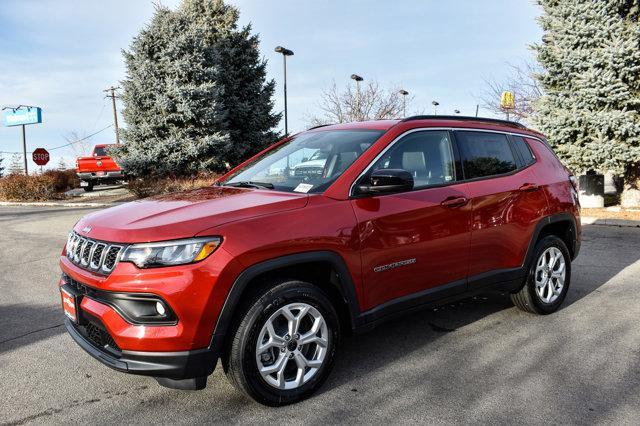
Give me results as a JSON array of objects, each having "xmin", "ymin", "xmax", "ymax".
[
  {"xmin": 511, "ymin": 235, "xmax": 571, "ymax": 314},
  {"xmin": 224, "ymin": 280, "xmax": 339, "ymax": 406}
]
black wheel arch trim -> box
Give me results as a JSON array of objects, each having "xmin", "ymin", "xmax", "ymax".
[{"xmin": 209, "ymin": 251, "xmax": 364, "ymax": 355}]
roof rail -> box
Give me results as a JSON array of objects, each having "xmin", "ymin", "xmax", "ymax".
[
  {"xmin": 401, "ymin": 115, "xmax": 527, "ymax": 130},
  {"xmin": 307, "ymin": 123, "xmax": 333, "ymax": 130}
]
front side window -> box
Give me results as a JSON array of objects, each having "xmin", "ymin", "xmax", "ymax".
[
  {"xmin": 223, "ymin": 130, "xmax": 382, "ymax": 193},
  {"xmin": 456, "ymin": 131, "xmax": 517, "ymax": 179},
  {"xmin": 367, "ymin": 130, "xmax": 456, "ymax": 189}
]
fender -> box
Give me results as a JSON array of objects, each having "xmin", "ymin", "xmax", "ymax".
[
  {"xmin": 209, "ymin": 251, "xmax": 364, "ymax": 355},
  {"xmin": 523, "ymin": 212, "xmax": 579, "ymax": 265}
]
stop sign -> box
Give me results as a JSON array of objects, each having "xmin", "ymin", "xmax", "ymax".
[{"xmin": 32, "ymin": 148, "xmax": 50, "ymax": 166}]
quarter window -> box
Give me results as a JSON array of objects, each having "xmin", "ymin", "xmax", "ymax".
[
  {"xmin": 511, "ymin": 136, "xmax": 536, "ymax": 166},
  {"xmin": 369, "ymin": 131, "xmax": 456, "ymax": 189},
  {"xmin": 456, "ymin": 131, "xmax": 517, "ymax": 179}
]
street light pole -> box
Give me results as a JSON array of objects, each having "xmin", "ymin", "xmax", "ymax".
[
  {"xmin": 432, "ymin": 100, "xmax": 439, "ymax": 115},
  {"xmin": 399, "ymin": 90, "xmax": 409, "ymax": 118},
  {"xmin": 351, "ymin": 74, "xmax": 364, "ymax": 121},
  {"xmin": 275, "ymin": 46, "xmax": 294, "ymax": 135}
]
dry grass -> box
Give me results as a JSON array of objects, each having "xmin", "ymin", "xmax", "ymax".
[
  {"xmin": 582, "ymin": 207, "xmax": 640, "ymax": 221},
  {"xmin": 127, "ymin": 173, "xmax": 221, "ymax": 199}
]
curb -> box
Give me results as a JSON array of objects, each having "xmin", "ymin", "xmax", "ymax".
[
  {"xmin": 0, "ymin": 201, "xmax": 114, "ymax": 208},
  {"xmin": 581, "ymin": 216, "xmax": 640, "ymax": 228}
]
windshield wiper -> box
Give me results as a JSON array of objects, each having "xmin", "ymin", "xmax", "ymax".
[{"xmin": 226, "ymin": 181, "xmax": 275, "ymax": 190}]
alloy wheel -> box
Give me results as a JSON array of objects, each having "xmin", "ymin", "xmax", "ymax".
[
  {"xmin": 534, "ymin": 246, "xmax": 566, "ymax": 304},
  {"xmin": 255, "ymin": 302, "xmax": 328, "ymax": 390}
]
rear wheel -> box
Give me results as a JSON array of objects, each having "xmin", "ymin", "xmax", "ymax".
[
  {"xmin": 511, "ymin": 235, "xmax": 571, "ymax": 314},
  {"xmin": 82, "ymin": 181, "xmax": 94, "ymax": 192},
  {"xmin": 224, "ymin": 280, "xmax": 339, "ymax": 406}
]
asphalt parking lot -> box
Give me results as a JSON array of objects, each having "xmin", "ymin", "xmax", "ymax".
[{"xmin": 1, "ymin": 205, "xmax": 639, "ymax": 425}]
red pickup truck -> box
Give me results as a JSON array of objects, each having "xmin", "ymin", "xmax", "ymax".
[{"xmin": 75, "ymin": 144, "xmax": 124, "ymax": 191}]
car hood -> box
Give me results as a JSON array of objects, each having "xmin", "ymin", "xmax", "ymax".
[{"xmin": 74, "ymin": 186, "xmax": 309, "ymax": 243}]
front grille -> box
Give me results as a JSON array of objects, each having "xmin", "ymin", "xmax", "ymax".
[
  {"xmin": 66, "ymin": 231, "xmax": 124, "ymax": 275},
  {"xmin": 82, "ymin": 322, "xmax": 121, "ymax": 352}
]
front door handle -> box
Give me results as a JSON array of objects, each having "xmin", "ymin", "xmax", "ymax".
[
  {"xmin": 441, "ymin": 196, "xmax": 469, "ymax": 208},
  {"xmin": 519, "ymin": 183, "xmax": 540, "ymax": 192}
]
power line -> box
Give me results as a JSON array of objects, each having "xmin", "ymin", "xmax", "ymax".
[{"xmin": 0, "ymin": 124, "xmax": 113, "ymax": 155}]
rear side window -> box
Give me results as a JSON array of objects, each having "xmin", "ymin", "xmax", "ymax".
[
  {"xmin": 456, "ymin": 131, "xmax": 517, "ymax": 179},
  {"xmin": 511, "ymin": 136, "xmax": 535, "ymax": 166}
]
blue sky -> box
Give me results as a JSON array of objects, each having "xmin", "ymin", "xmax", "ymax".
[{"xmin": 0, "ymin": 0, "xmax": 542, "ymax": 169}]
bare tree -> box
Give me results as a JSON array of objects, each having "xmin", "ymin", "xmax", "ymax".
[
  {"xmin": 64, "ymin": 131, "xmax": 92, "ymax": 157},
  {"xmin": 478, "ymin": 61, "xmax": 543, "ymax": 123},
  {"xmin": 308, "ymin": 80, "xmax": 414, "ymax": 126}
]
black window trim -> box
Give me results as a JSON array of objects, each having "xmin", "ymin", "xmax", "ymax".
[{"xmin": 349, "ymin": 127, "xmax": 543, "ymax": 198}]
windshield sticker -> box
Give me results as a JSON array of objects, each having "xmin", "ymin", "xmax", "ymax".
[{"xmin": 293, "ymin": 183, "xmax": 314, "ymax": 193}]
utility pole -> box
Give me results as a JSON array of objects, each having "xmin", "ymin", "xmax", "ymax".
[
  {"xmin": 104, "ymin": 86, "xmax": 121, "ymax": 144},
  {"xmin": 432, "ymin": 100, "xmax": 439, "ymax": 115}
]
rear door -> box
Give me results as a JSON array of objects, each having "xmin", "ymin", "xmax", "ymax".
[
  {"xmin": 351, "ymin": 130, "xmax": 472, "ymax": 311},
  {"xmin": 455, "ymin": 130, "xmax": 547, "ymax": 282}
]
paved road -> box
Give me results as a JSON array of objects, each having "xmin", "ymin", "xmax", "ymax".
[{"xmin": 1, "ymin": 205, "xmax": 639, "ymax": 425}]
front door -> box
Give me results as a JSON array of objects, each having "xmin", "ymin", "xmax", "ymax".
[{"xmin": 351, "ymin": 130, "xmax": 472, "ymax": 312}]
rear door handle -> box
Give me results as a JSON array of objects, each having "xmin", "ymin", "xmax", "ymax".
[
  {"xmin": 441, "ymin": 196, "xmax": 469, "ymax": 208},
  {"xmin": 519, "ymin": 183, "xmax": 540, "ymax": 192}
]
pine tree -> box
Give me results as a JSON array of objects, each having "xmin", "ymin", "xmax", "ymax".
[
  {"xmin": 57, "ymin": 158, "xmax": 67, "ymax": 171},
  {"xmin": 112, "ymin": 0, "xmax": 280, "ymax": 178},
  {"xmin": 532, "ymin": 1, "xmax": 640, "ymax": 204}
]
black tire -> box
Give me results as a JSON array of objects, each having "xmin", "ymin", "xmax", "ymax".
[
  {"xmin": 223, "ymin": 280, "xmax": 339, "ymax": 406},
  {"xmin": 82, "ymin": 182, "xmax": 94, "ymax": 192},
  {"xmin": 511, "ymin": 235, "xmax": 571, "ymax": 314}
]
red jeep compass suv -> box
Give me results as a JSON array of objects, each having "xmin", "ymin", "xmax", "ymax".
[{"xmin": 59, "ymin": 116, "xmax": 580, "ymax": 405}]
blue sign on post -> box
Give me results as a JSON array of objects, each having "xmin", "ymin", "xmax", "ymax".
[{"xmin": 3, "ymin": 107, "xmax": 42, "ymax": 127}]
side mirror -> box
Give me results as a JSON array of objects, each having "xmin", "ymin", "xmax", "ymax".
[{"xmin": 357, "ymin": 169, "xmax": 414, "ymax": 195}]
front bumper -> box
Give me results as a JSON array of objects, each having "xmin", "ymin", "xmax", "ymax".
[{"xmin": 65, "ymin": 317, "xmax": 218, "ymax": 380}]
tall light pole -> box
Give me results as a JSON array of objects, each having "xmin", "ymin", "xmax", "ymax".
[
  {"xmin": 432, "ymin": 100, "xmax": 439, "ymax": 115},
  {"xmin": 399, "ymin": 89, "xmax": 409, "ymax": 118},
  {"xmin": 351, "ymin": 74, "xmax": 363, "ymax": 121},
  {"xmin": 275, "ymin": 46, "xmax": 294, "ymax": 135}
]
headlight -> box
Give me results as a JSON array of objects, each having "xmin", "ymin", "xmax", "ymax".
[{"xmin": 120, "ymin": 237, "xmax": 221, "ymax": 268}]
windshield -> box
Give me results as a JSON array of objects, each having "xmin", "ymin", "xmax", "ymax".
[
  {"xmin": 94, "ymin": 147, "xmax": 107, "ymax": 156},
  {"xmin": 223, "ymin": 130, "xmax": 383, "ymax": 193}
]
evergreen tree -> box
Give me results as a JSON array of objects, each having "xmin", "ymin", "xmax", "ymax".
[
  {"xmin": 532, "ymin": 0, "xmax": 640, "ymax": 203},
  {"xmin": 9, "ymin": 154, "xmax": 23, "ymax": 175},
  {"xmin": 112, "ymin": 0, "xmax": 280, "ymax": 178},
  {"xmin": 0, "ymin": 156, "xmax": 4, "ymax": 178}
]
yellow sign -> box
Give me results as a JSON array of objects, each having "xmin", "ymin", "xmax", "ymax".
[{"xmin": 500, "ymin": 91, "xmax": 515, "ymax": 110}]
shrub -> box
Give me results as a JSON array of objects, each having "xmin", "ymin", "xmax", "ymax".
[
  {"xmin": 127, "ymin": 173, "xmax": 220, "ymax": 199},
  {"xmin": 0, "ymin": 174, "xmax": 59, "ymax": 201},
  {"xmin": 42, "ymin": 169, "xmax": 80, "ymax": 192}
]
